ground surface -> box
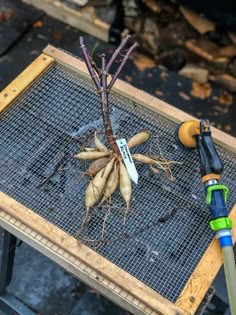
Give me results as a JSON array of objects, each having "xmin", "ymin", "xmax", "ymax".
[{"xmin": 0, "ymin": 0, "xmax": 235, "ymax": 314}]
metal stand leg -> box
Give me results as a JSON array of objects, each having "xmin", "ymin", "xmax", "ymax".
[
  {"xmin": 0, "ymin": 228, "xmax": 17, "ymax": 294},
  {"xmin": 0, "ymin": 227, "xmax": 36, "ymax": 315}
]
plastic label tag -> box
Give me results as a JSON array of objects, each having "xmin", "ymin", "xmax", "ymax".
[{"xmin": 116, "ymin": 138, "xmax": 138, "ymax": 184}]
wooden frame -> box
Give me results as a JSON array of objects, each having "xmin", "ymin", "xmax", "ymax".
[
  {"xmin": 0, "ymin": 55, "xmax": 54, "ymax": 113},
  {"xmin": 0, "ymin": 46, "xmax": 236, "ymax": 315},
  {"xmin": 23, "ymin": 0, "xmax": 110, "ymax": 42}
]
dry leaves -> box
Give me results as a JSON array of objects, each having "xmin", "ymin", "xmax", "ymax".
[
  {"xmin": 155, "ymin": 90, "xmax": 164, "ymax": 96},
  {"xmin": 179, "ymin": 91, "xmax": 190, "ymax": 100},
  {"xmin": 0, "ymin": 9, "xmax": 14, "ymax": 22},
  {"xmin": 53, "ymin": 31, "xmax": 62, "ymax": 40},
  {"xmin": 224, "ymin": 125, "xmax": 232, "ymax": 132},
  {"xmin": 125, "ymin": 75, "xmax": 133, "ymax": 82},
  {"xmin": 33, "ymin": 20, "xmax": 43, "ymax": 28},
  {"xmin": 160, "ymin": 72, "xmax": 168, "ymax": 81},
  {"xmin": 218, "ymin": 91, "xmax": 233, "ymax": 106},
  {"xmin": 191, "ymin": 82, "xmax": 212, "ymax": 99},
  {"xmin": 213, "ymin": 105, "xmax": 229, "ymax": 114},
  {"xmin": 133, "ymin": 54, "xmax": 155, "ymax": 72},
  {"xmin": 180, "ymin": 6, "xmax": 215, "ymax": 34}
]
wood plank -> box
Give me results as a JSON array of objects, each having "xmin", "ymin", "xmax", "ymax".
[
  {"xmin": 175, "ymin": 203, "xmax": 236, "ymax": 314},
  {"xmin": 23, "ymin": 0, "xmax": 109, "ymax": 42},
  {"xmin": 0, "ymin": 213, "xmax": 150, "ymax": 315},
  {"xmin": 0, "ymin": 54, "xmax": 54, "ymax": 113},
  {"xmin": 43, "ymin": 45, "xmax": 236, "ymax": 154},
  {"xmin": 0, "ymin": 192, "xmax": 186, "ymax": 315}
]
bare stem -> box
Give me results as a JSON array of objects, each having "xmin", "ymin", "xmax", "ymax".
[
  {"xmin": 108, "ymin": 42, "xmax": 138, "ymax": 90},
  {"xmin": 79, "ymin": 37, "xmax": 101, "ymax": 89},
  {"xmin": 105, "ymin": 35, "xmax": 131, "ymax": 73},
  {"xmin": 91, "ymin": 58, "xmax": 101, "ymax": 77},
  {"xmin": 100, "ymin": 54, "xmax": 120, "ymax": 155},
  {"xmin": 79, "ymin": 36, "xmax": 137, "ymax": 155}
]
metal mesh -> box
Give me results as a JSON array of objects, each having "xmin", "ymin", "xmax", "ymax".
[{"xmin": 1, "ymin": 61, "xmax": 236, "ymax": 302}]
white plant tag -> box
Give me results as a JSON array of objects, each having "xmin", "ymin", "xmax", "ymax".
[{"xmin": 116, "ymin": 138, "xmax": 138, "ymax": 184}]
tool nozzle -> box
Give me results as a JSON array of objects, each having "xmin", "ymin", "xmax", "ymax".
[{"xmin": 175, "ymin": 120, "xmax": 200, "ymax": 150}]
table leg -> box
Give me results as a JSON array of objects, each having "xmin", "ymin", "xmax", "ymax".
[{"xmin": 0, "ymin": 227, "xmax": 36, "ymax": 315}]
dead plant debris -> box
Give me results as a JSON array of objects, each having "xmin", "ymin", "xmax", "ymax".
[
  {"xmin": 179, "ymin": 91, "xmax": 190, "ymax": 101},
  {"xmin": 160, "ymin": 72, "xmax": 168, "ymax": 81},
  {"xmin": 191, "ymin": 82, "xmax": 212, "ymax": 99},
  {"xmin": 218, "ymin": 91, "xmax": 233, "ymax": 105},
  {"xmin": 125, "ymin": 75, "xmax": 133, "ymax": 82},
  {"xmin": 133, "ymin": 54, "xmax": 155, "ymax": 72},
  {"xmin": 33, "ymin": 20, "xmax": 43, "ymax": 28},
  {"xmin": 155, "ymin": 90, "xmax": 164, "ymax": 96},
  {"xmin": 224, "ymin": 125, "xmax": 232, "ymax": 132},
  {"xmin": 0, "ymin": 8, "xmax": 14, "ymax": 22}
]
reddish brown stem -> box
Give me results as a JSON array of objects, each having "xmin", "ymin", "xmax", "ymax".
[
  {"xmin": 108, "ymin": 42, "xmax": 138, "ymax": 90},
  {"xmin": 90, "ymin": 58, "xmax": 101, "ymax": 77},
  {"xmin": 79, "ymin": 36, "xmax": 137, "ymax": 155},
  {"xmin": 79, "ymin": 37, "xmax": 101, "ymax": 89},
  {"xmin": 105, "ymin": 35, "xmax": 131, "ymax": 73},
  {"xmin": 100, "ymin": 54, "xmax": 120, "ymax": 155}
]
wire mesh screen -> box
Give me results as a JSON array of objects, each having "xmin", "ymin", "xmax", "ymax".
[{"xmin": 1, "ymin": 60, "xmax": 236, "ymax": 302}]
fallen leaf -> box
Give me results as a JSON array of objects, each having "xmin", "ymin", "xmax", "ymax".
[
  {"xmin": 191, "ymin": 82, "xmax": 212, "ymax": 99},
  {"xmin": 213, "ymin": 105, "xmax": 229, "ymax": 114},
  {"xmin": 160, "ymin": 72, "xmax": 168, "ymax": 81},
  {"xmin": 29, "ymin": 50, "xmax": 39, "ymax": 55},
  {"xmin": 0, "ymin": 9, "xmax": 14, "ymax": 22},
  {"xmin": 218, "ymin": 91, "xmax": 233, "ymax": 106},
  {"xmin": 179, "ymin": 91, "xmax": 190, "ymax": 100},
  {"xmin": 53, "ymin": 31, "xmax": 62, "ymax": 40},
  {"xmin": 196, "ymin": 112, "xmax": 203, "ymax": 117},
  {"xmin": 224, "ymin": 125, "xmax": 232, "ymax": 132},
  {"xmin": 155, "ymin": 90, "xmax": 164, "ymax": 96},
  {"xmin": 133, "ymin": 54, "xmax": 155, "ymax": 72},
  {"xmin": 33, "ymin": 20, "xmax": 43, "ymax": 28},
  {"xmin": 180, "ymin": 6, "xmax": 215, "ymax": 34},
  {"xmin": 125, "ymin": 75, "xmax": 132, "ymax": 82}
]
